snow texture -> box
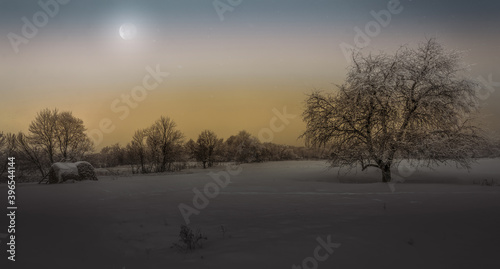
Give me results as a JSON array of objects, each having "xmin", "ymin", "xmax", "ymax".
[{"xmin": 2, "ymin": 159, "xmax": 499, "ymax": 269}]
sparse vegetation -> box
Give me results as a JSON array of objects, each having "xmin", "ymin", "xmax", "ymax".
[{"xmin": 172, "ymin": 225, "xmax": 207, "ymax": 252}]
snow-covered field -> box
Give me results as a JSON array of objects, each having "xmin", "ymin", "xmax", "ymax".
[{"xmin": 2, "ymin": 159, "xmax": 500, "ymax": 269}]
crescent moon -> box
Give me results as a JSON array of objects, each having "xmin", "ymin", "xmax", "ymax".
[{"xmin": 119, "ymin": 23, "xmax": 137, "ymax": 40}]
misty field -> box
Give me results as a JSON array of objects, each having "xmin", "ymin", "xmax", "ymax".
[{"xmin": 2, "ymin": 159, "xmax": 500, "ymax": 269}]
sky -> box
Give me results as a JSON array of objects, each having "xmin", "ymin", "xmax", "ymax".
[{"xmin": 1, "ymin": 0, "xmax": 499, "ymax": 149}]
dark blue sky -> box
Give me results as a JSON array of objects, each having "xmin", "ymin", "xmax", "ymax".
[{"xmin": 1, "ymin": 1, "xmax": 499, "ymax": 29}]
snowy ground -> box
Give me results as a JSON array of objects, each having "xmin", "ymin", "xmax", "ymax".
[{"xmin": 1, "ymin": 159, "xmax": 500, "ymax": 269}]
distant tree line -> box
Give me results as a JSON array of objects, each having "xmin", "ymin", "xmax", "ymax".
[
  {"xmin": 86, "ymin": 117, "xmax": 332, "ymax": 174},
  {"xmin": 0, "ymin": 109, "xmax": 329, "ymax": 181}
]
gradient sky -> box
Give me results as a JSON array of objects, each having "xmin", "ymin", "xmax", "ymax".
[{"xmin": 1, "ymin": 0, "xmax": 500, "ymax": 149}]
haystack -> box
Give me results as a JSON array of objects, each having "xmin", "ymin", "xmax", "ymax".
[{"xmin": 48, "ymin": 161, "xmax": 98, "ymax": 184}]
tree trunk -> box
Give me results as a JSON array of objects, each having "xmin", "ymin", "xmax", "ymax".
[
  {"xmin": 140, "ymin": 161, "xmax": 146, "ymax": 173},
  {"xmin": 381, "ymin": 164, "xmax": 392, "ymax": 183},
  {"xmin": 48, "ymin": 147, "xmax": 54, "ymax": 164}
]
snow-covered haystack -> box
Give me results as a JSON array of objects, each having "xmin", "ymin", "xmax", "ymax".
[{"xmin": 48, "ymin": 161, "xmax": 98, "ymax": 184}]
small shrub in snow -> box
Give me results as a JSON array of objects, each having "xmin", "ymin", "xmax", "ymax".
[{"xmin": 172, "ymin": 225, "xmax": 207, "ymax": 252}]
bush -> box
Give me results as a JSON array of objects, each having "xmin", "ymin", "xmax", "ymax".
[{"xmin": 172, "ymin": 225, "xmax": 207, "ymax": 252}]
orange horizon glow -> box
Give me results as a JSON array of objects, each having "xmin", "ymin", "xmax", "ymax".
[{"xmin": 1, "ymin": 1, "xmax": 499, "ymax": 150}]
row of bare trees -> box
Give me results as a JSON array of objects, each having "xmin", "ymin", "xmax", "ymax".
[
  {"xmin": 0, "ymin": 106, "xmax": 330, "ymax": 181},
  {"xmin": 127, "ymin": 116, "xmax": 184, "ymax": 173},
  {"xmin": 3, "ymin": 112, "xmax": 328, "ymax": 180},
  {"xmin": 88, "ymin": 120, "xmax": 330, "ymax": 174}
]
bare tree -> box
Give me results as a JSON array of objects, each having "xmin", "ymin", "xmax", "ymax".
[
  {"xmin": 128, "ymin": 129, "xmax": 148, "ymax": 173},
  {"xmin": 185, "ymin": 139, "xmax": 197, "ymax": 160},
  {"xmin": 301, "ymin": 39, "xmax": 488, "ymax": 182},
  {"xmin": 226, "ymin": 130, "xmax": 261, "ymax": 163},
  {"xmin": 28, "ymin": 108, "xmax": 93, "ymax": 163},
  {"xmin": 29, "ymin": 108, "xmax": 58, "ymax": 163},
  {"xmin": 0, "ymin": 132, "xmax": 17, "ymax": 177},
  {"xmin": 195, "ymin": 130, "xmax": 223, "ymax": 168},
  {"xmin": 146, "ymin": 116, "xmax": 184, "ymax": 172},
  {"xmin": 100, "ymin": 143, "xmax": 126, "ymax": 167},
  {"xmin": 56, "ymin": 111, "xmax": 93, "ymax": 161},
  {"xmin": 15, "ymin": 132, "xmax": 49, "ymax": 178}
]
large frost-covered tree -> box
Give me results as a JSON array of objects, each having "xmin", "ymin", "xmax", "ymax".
[{"xmin": 302, "ymin": 39, "xmax": 488, "ymax": 182}]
